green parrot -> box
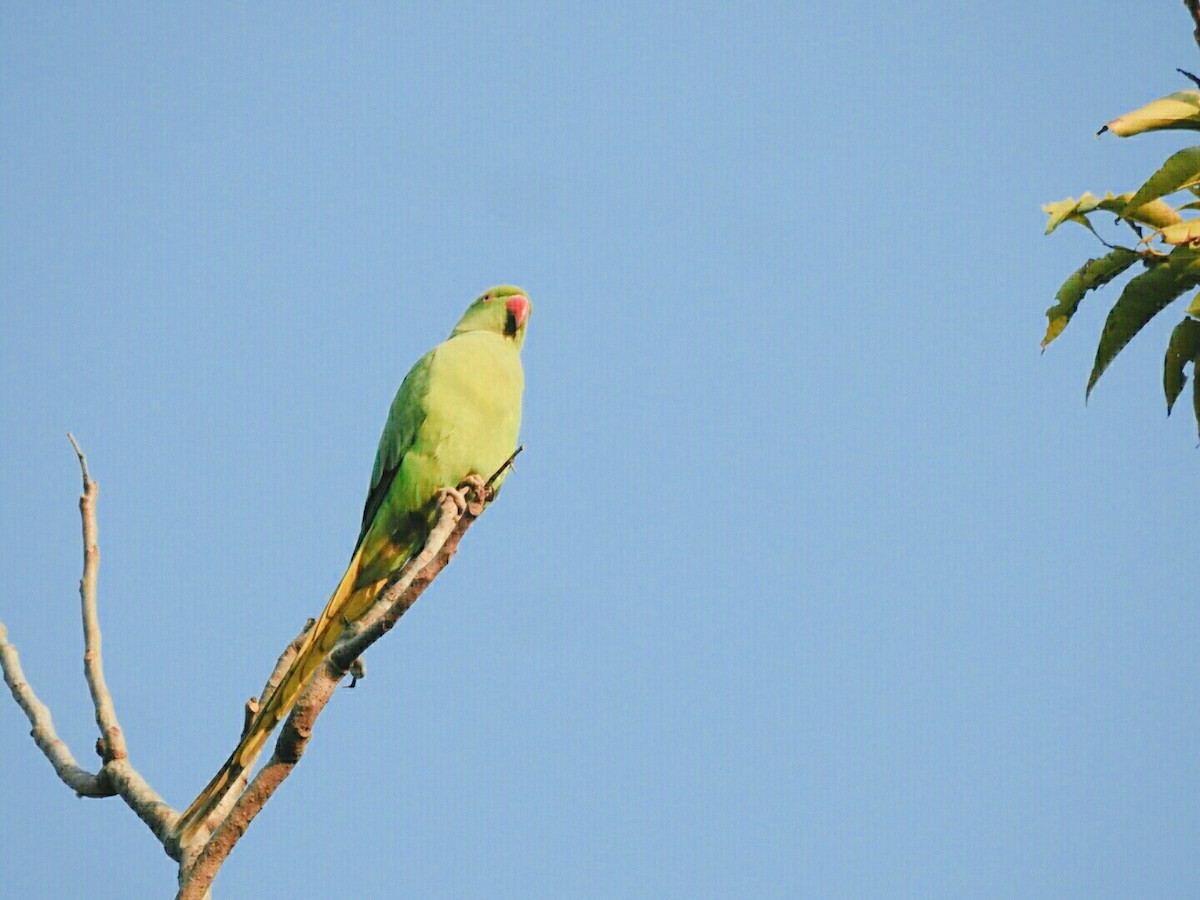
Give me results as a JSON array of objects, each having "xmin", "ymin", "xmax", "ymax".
[{"xmin": 175, "ymin": 285, "xmax": 531, "ymax": 841}]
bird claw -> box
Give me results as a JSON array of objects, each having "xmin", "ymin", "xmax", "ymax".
[
  {"xmin": 459, "ymin": 474, "xmax": 489, "ymax": 515},
  {"xmin": 437, "ymin": 475, "xmax": 489, "ymax": 517},
  {"xmin": 436, "ymin": 485, "xmax": 470, "ymax": 516}
]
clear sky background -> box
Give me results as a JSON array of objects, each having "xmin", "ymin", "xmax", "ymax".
[{"xmin": 3, "ymin": 3, "xmax": 1199, "ymax": 898}]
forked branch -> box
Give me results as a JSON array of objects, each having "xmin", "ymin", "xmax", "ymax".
[{"xmin": 0, "ymin": 436, "xmax": 175, "ymax": 846}]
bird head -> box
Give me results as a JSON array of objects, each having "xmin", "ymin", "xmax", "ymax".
[{"xmin": 451, "ymin": 285, "xmax": 531, "ymax": 348}]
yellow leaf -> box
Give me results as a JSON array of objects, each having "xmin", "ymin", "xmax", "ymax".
[
  {"xmin": 1043, "ymin": 192, "xmax": 1182, "ymax": 236},
  {"xmin": 1103, "ymin": 91, "xmax": 1200, "ymax": 137},
  {"xmin": 1187, "ymin": 291, "xmax": 1200, "ymax": 317},
  {"xmin": 1043, "ymin": 193, "xmax": 1099, "ymax": 234},
  {"xmin": 1042, "ymin": 316, "xmax": 1069, "ymax": 349},
  {"xmin": 1100, "ymin": 193, "xmax": 1182, "ymax": 229},
  {"xmin": 1158, "ymin": 220, "xmax": 1200, "ymax": 245}
]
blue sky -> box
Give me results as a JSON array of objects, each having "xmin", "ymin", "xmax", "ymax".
[{"xmin": 3, "ymin": 3, "xmax": 1199, "ymax": 897}]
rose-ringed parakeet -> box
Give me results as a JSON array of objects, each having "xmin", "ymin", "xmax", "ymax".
[{"xmin": 175, "ymin": 286, "xmax": 531, "ymax": 840}]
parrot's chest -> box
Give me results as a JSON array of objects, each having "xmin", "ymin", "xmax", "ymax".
[{"xmin": 421, "ymin": 333, "xmax": 523, "ymax": 478}]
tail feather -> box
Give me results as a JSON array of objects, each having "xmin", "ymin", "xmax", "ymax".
[{"xmin": 176, "ymin": 546, "xmax": 383, "ymax": 840}]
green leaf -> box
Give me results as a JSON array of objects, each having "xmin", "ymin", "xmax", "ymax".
[
  {"xmin": 1103, "ymin": 90, "xmax": 1200, "ymax": 136},
  {"xmin": 1087, "ymin": 248, "xmax": 1200, "ymax": 398},
  {"xmin": 1194, "ymin": 365, "xmax": 1200, "ymax": 440},
  {"xmin": 1163, "ymin": 317, "xmax": 1200, "ymax": 414},
  {"xmin": 1188, "ymin": 291, "xmax": 1200, "ymax": 316},
  {"xmin": 1043, "ymin": 247, "xmax": 1141, "ymax": 349},
  {"xmin": 1124, "ymin": 148, "xmax": 1200, "ymax": 211}
]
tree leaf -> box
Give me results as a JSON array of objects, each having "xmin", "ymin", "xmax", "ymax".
[
  {"xmin": 1188, "ymin": 291, "xmax": 1200, "ymax": 316},
  {"xmin": 1124, "ymin": 148, "xmax": 1200, "ymax": 211},
  {"xmin": 1101, "ymin": 194, "xmax": 1181, "ymax": 229},
  {"xmin": 1194, "ymin": 364, "xmax": 1200, "ymax": 440},
  {"xmin": 1043, "ymin": 192, "xmax": 1181, "ymax": 236},
  {"xmin": 1158, "ymin": 219, "xmax": 1200, "ymax": 245},
  {"xmin": 1042, "ymin": 247, "xmax": 1141, "ymax": 349},
  {"xmin": 1043, "ymin": 193, "xmax": 1100, "ymax": 235},
  {"xmin": 1087, "ymin": 248, "xmax": 1200, "ymax": 398},
  {"xmin": 1103, "ymin": 90, "xmax": 1200, "ymax": 136},
  {"xmin": 1163, "ymin": 316, "xmax": 1200, "ymax": 414}
]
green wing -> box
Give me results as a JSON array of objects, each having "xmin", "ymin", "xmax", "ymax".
[{"xmin": 355, "ymin": 350, "xmax": 433, "ymax": 548}]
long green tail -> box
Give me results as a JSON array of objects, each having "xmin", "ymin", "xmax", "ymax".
[{"xmin": 175, "ymin": 546, "xmax": 383, "ymax": 840}]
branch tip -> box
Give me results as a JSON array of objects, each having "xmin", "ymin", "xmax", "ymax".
[
  {"xmin": 66, "ymin": 432, "xmax": 92, "ymax": 487},
  {"xmin": 485, "ymin": 445, "xmax": 524, "ymax": 491}
]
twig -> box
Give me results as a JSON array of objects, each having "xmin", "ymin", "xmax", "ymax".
[
  {"xmin": 68, "ymin": 437, "xmax": 178, "ymax": 843},
  {"xmin": 67, "ymin": 432, "xmax": 91, "ymax": 484},
  {"xmin": 200, "ymin": 624, "xmax": 312, "ymax": 836},
  {"xmin": 177, "ymin": 467, "xmax": 503, "ymax": 900},
  {"xmin": 68, "ymin": 433, "xmax": 128, "ymax": 765},
  {"xmin": 1189, "ymin": 0, "xmax": 1200, "ymax": 52},
  {"xmin": 254, "ymin": 623, "xmax": 313, "ymax": 727},
  {"xmin": 487, "ymin": 444, "xmax": 523, "ymax": 489}
]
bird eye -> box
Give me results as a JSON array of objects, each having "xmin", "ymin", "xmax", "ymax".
[{"xmin": 481, "ymin": 293, "xmax": 493, "ymax": 303}]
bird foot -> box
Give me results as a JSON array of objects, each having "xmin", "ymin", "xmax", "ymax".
[
  {"xmin": 437, "ymin": 475, "xmax": 489, "ymax": 517},
  {"xmin": 458, "ymin": 474, "xmax": 489, "ymax": 515},
  {"xmin": 436, "ymin": 485, "xmax": 470, "ymax": 516}
]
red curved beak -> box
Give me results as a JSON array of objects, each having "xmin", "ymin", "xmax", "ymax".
[{"xmin": 505, "ymin": 295, "xmax": 530, "ymax": 328}]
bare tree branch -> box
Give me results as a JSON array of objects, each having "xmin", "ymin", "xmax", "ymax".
[
  {"xmin": 200, "ymin": 625, "xmax": 312, "ymax": 836},
  {"xmin": 0, "ymin": 438, "xmax": 179, "ymax": 848},
  {"xmin": 67, "ymin": 433, "xmax": 129, "ymax": 766},
  {"xmin": 175, "ymin": 451, "xmax": 519, "ymax": 900},
  {"xmin": 3, "ymin": 439, "xmax": 520, "ymax": 898},
  {"xmin": 252, "ymin": 624, "xmax": 313, "ymax": 737},
  {"xmin": 105, "ymin": 760, "xmax": 179, "ymax": 847},
  {"xmin": 0, "ymin": 622, "xmax": 115, "ymax": 797}
]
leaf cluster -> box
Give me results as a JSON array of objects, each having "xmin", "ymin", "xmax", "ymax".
[{"xmin": 1043, "ymin": 87, "xmax": 1200, "ymax": 435}]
